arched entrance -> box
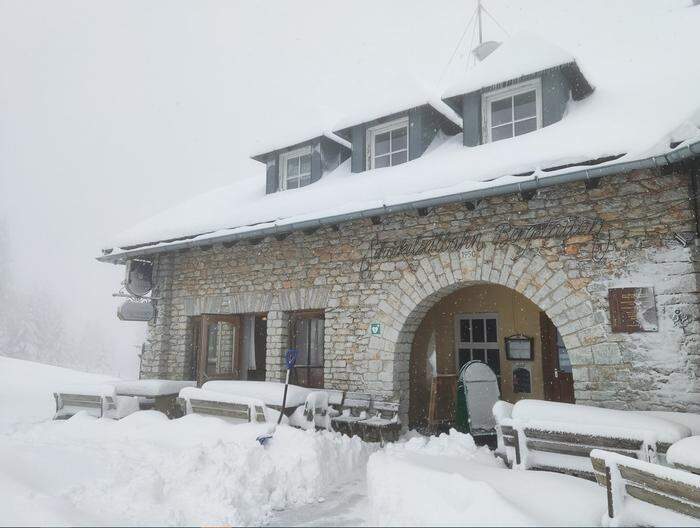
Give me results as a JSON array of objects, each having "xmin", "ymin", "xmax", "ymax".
[
  {"xmin": 365, "ymin": 246, "xmax": 598, "ymax": 425},
  {"xmin": 408, "ymin": 283, "xmax": 574, "ymax": 428}
]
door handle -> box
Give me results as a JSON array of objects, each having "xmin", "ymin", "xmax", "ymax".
[{"xmin": 554, "ymin": 369, "xmax": 559, "ymax": 379}]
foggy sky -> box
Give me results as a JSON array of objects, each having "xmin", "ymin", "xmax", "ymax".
[{"xmin": 0, "ymin": 0, "xmax": 685, "ymax": 377}]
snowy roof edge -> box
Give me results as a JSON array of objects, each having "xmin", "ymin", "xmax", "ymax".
[{"xmin": 97, "ymin": 138, "xmax": 700, "ymax": 264}]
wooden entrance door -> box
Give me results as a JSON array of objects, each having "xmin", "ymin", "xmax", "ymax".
[
  {"xmin": 540, "ymin": 312, "xmax": 575, "ymax": 403},
  {"xmin": 196, "ymin": 315, "xmax": 242, "ymax": 385}
]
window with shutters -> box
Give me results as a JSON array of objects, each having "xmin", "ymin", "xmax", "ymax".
[
  {"xmin": 482, "ymin": 79, "xmax": 542, "ymax": 143},
  {"xmin": 280, "ymin": 146, "xmax": 312, "ymax": 190},
  {"xmin": 366, "ymin": 117, "xmax": 409, "ymax": 169}
]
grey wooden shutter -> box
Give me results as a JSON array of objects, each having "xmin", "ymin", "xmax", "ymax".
[{"xmin": 265, "ymin": 157, "xmax": 279, "ymax": 194}]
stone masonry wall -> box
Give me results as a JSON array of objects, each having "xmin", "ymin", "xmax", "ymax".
[{"xmin": 140, "ymin": 168, "xmax": 700, "ymax": 416}]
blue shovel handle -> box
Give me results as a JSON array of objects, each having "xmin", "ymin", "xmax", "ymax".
[{"xmin": 286, "ymin": 348, "xmax": 299, "ymax": 370}]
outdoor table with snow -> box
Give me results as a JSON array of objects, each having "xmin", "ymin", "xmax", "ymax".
[{"xmin": 114, "ymin": 379, "xmax": 195, "ymax": 418}]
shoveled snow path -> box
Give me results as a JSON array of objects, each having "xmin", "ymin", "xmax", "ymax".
[{"xmin": 267, "ymin": 474, "xmax": 369, "ymax": 527}]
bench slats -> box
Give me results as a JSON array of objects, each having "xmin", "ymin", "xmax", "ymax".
[
  {"xmin": 527, "ymin": 439, "xmax": 638, "ymax": 459},
  {"xmin": 530, "ymin": 465, "xmax": 596, "ymax": 481},
  {"xmin": 626, "ymin": 484, "xmax": 700, "ymax": 520},
  {"xmin": 524, "ymin": 428, "xmax": 643, "ymax": 451},
  {"xmin": 619, "ymin": 464, "xmax": 700, "ymax": 505},
  {"xmin": 189, "ymin": 399, "xmax": 251, "ymax": 421}
]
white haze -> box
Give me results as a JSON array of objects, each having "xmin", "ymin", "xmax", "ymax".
[{"xmin": 0, "ymin": 0, "xmax": 686, "ymax": 377}]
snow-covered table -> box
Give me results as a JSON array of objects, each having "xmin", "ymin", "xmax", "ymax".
[
  {"xmin": 667, "ymin": 436, "xmax": 700, "ymax": 475},
  {"xmin": 114, "ymin": 379, "xmax": 196, "ymax": 418},
  {"xmin": 202, "ymin": 380, "xmax": 313, "ymax": 415}
]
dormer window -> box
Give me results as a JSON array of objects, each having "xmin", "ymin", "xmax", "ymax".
[
  {"xmin": 280, "ymin": 146, "xmax": 312, "ymax": 190},
  {"xmin": 366, "ymin": 117, "xmax": 409, "ymax": 169},
  {"xmin": 482, "ymin": 79, "xmax": 542, "ymax": 143}
]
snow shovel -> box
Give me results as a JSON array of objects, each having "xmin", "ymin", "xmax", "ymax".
[{"xmin": 256, "ymin": 348, "xmax": 299, "ymax": 445}]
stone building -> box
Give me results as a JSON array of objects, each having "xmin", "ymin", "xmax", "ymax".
[{"xmin": 100, "ymin": 34, "xmax": 700, "ymax": 428}]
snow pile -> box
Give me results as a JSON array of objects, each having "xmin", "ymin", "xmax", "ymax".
[
  {"xmin": 0, "ymin": 356, "xmax": 116, "ymax": 432},
  {"xmin": 1, "ymin": 413, "xmax": 373, "ymax": 526},
  {"xmin": 367, "ymin": 429, "xmax": 603, "ymax": 527},
  {"xmin": 511, "ymin": 400, "xmax": 691, "ymax": 444},
  {"xmin": 667, "ymin": 436, "xmax": 700, "ymax": 470}
]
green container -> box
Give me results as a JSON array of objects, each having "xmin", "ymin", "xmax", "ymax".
[{"xmin": 455, "ymin": 379, "xmax": 469, "ymax": 433}]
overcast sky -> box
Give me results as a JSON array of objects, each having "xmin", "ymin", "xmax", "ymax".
[{"xmin": 0, "ymin": 0, "xmax": 685, "ymax": 377}]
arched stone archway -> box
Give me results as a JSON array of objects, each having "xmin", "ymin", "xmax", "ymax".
[{"xmin": 366, "ymin": 244, "xmax": 606, "ymax": 418}]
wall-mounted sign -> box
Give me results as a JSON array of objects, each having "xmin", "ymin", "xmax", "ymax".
[
  {"xmin": 117, "ymin": 300, "xmax": 154, "ymax": 322},
  {"xmin": 370, "ymin": 323, "xmax": 382, "ymax": 336},
  {"xmin": 124, "ymin": 259, "xmax": 153, "ymax": 297},
  {"xmin": 609, "ymin": 287, "xmax": 658, "ymax": 333},
  {"xmin": 505, "ymin": 335, "xmax": 534, "ymax": 361}
]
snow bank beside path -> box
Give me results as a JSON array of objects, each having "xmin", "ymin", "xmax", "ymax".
[
  {"xmin": 1, "ymin": 414, "xmax": 374, "ymax": 526},
  {"xmin": 367, "ymin": 430, "xmax": 603, "ymax": 527}
]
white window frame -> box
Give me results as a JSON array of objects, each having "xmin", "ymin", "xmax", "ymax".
[
  {"xmin": 365, "ymin": 116, "xmax": 409, "ymax": 169},
  {"xmin": 482, "ymin": 78, "xmax": 542, "ymax": 143},
  {"xmin": 279, "ymin": 146, "xmax": 312, "ymax": 190},
  {"xmin": 454, "ymin": 313, "xmax": 501, "ymax": 376}
]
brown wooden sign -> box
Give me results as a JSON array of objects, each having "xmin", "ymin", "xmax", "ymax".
[{"xmin": 609, "ymin": 287, "xmax": 658, "ymax": 333}]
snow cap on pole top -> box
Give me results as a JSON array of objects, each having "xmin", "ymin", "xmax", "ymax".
[{"xmin": 286, "ymin": 349, "xmax": 299, "ymax": 370}]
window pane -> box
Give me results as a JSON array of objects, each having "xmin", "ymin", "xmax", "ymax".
[
  {"xmin": 486, "ymin": 319, "xmax": 497, "ymax": 343},
  {"xmin": 460, "ymin": 319, "xmax": 471, "ymax": 343},
  {"xmin": 294, "ymin": 319, "xmax": 310, "ymax": 363},
  {"xmin": 299, "ymin": 173, "xmax": 311, "ymax": 187},
  {"xmin": 514, "ymin": 90, "xmax": 536, "ymax": 120},
  {"xmin": 391, "ymin": 127, "xmax": 407, "ymax": 151},
  {"xmin": 391, "ymin": 150, "xmax": 408, "ymax": 166},
  {"xmin": 375, "ymin": 131, "xmax": 391, "ymax": 156},
  {"xmin": 486, "ymin": 349, "xmax": 500, "ymax": 376},
  {"xmin": 286, "ymin": 176, "xmax": 299, "ymax": 189},
  {"xmin": 491, "ymin": 97, "xmax": 512, "ymax": 126},
  {"xmin": 458, "ymin": 348, "xmax": 471, "ymax": 370},
  {"xmin": 557, "ymin": 332, "xmax": 572, "ymax": 373},
  {"xmin": 287, "ymin": 157, "xmax": 299, "ymax": 177},
  {"xmin": 206, "ymin": 321, "xmax": 236, "ymax": 376},
  {"xmin": 299, "ymin": 154, "xmax": 311, "ymax": 175},
  {"xmin": 374, "ymin": 154, "xmax": 390, "ymax": 168},
  {"xmin": 472, "ymin": 348, "xmax": 485, "ymax": 362},
  {"xmin": 309, "ymin": 318, "xmax": 324, "ymax": 367},
  {"xmin": 471, "ymin": 319, "xmax": 485, "ymax": 343},
  {"xmin": 514, "ymin": 117, "xmax": 537, "ymax": 136},
  {"xmin": 491, "ymin": 124, "xmax": 513, "ymax": 142}
]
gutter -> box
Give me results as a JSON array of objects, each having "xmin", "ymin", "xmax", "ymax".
[{"xmin": 98, "ymin": 138, "xmax": 700, "ymax": 264}]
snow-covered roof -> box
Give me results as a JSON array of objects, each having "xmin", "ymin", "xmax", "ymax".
[
  {"xmin": 442, "ymin": 34, "xmax": 576, "ymax": 99},
  {"xmin": 99, "ymin": 4, "xmax": 700, "ymax": 260},
  {"xmin": 251, "ymin": 131, "xmax": 351, "ymax": 163}
]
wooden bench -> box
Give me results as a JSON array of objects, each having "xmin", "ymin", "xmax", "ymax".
[
  {"xmin": 508, "ymin": 424, "xmax": 669, "ymax": 480},
  {"xmin": 53, "ymin": 392, "xmax": 116, "ymax": 420},
  {"xmin": 180, "ymin": 397, "xmax": 267, "ymax": 423},
  {"xmin": 358, "ymin": 400, "xmax": 401, "ymax": 446},
  {"xmin": 330, "ymin": 392, "xmax": 371, "ymax": 436},
  {"xmin": 591, "ymin": 449, "xmax": 700, "ymax": 523}
]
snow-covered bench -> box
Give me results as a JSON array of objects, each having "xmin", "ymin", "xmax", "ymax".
[
  {"xmin": 591, "ymin": 449, "xmax": 700, "ymax": 525},
  {"xmin": 178, "ymin": 387, "xmax": 268, "ymax": 423},
  {"xmin": 495, "ymin": 400, "xmax": 691, "ymax": 479},
  {"xmin": 331, "ymin": 392, "xmax": 371, "ymax": 436},
  {"xmin": 53, "ymin": 384, "xmax": 139, "ymax": 420},
  {"xmin": 330, "ymin": 393, "xmax": 401, "ymax": 444},
  {"xmin": 358, "ymin": 400, "xmax": 401, "ymax": 446}
]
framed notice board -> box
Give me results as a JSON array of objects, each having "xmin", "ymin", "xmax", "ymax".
[{"xmin": 608, "ymin": 287, "xmax": 658, "ymax": 333}]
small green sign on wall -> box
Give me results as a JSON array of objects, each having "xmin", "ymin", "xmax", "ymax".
[{"xmin": 370, "ymin": 323, "xmax": 381, "ymax": 336}]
